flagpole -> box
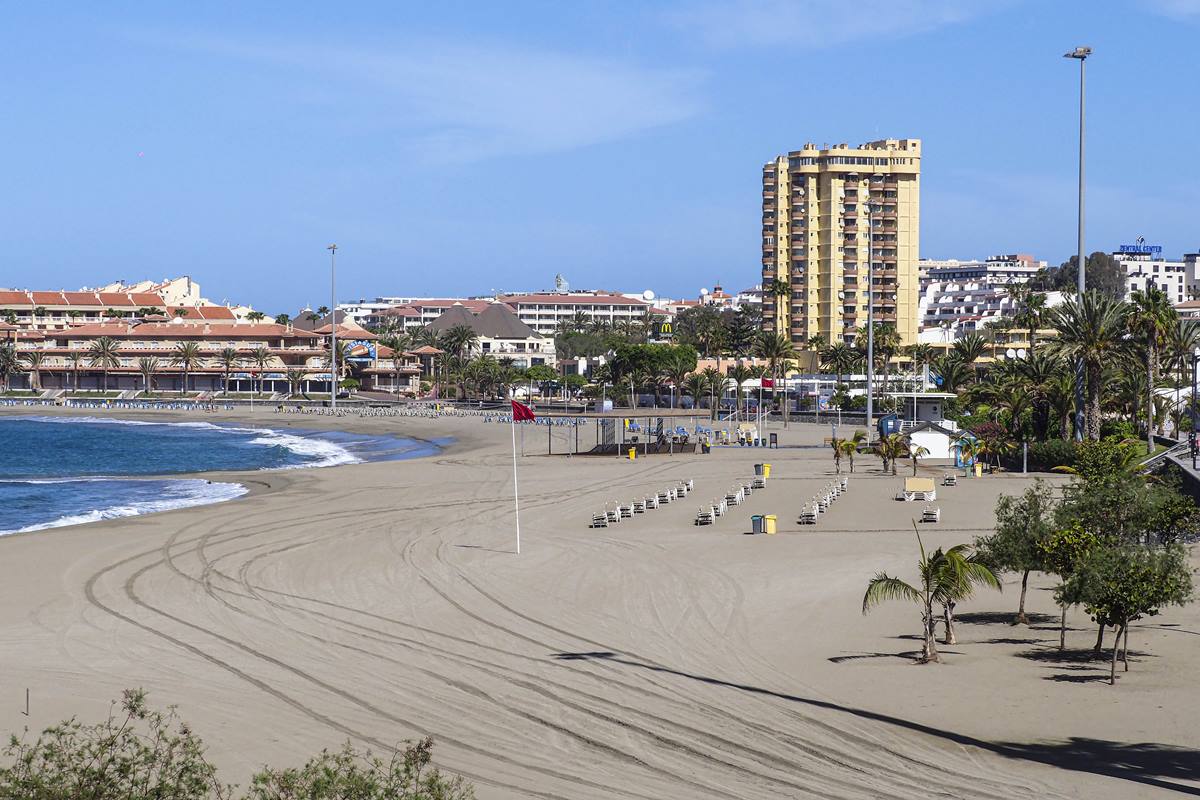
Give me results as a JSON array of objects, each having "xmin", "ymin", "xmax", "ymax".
[{"xmin": 511, "ymin": 411, "xmax": 521, "ymax": 555}]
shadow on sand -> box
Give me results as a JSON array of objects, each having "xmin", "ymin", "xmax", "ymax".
[{"xmin": 551, "ymin": 651, "xmax": 1200, "ymax": 796}]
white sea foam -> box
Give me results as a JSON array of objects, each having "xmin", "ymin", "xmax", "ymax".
[
  {"xmin": 11, "ymin": 415, "xmax": 360, "ymax": 469},
  {"xmin": 1, "ymin": 479, "xmax": 248, "ymax": 535}
]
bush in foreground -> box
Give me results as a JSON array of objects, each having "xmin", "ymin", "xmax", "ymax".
[{"xmin": 0, "ymin": 689, "xmax": 472, "ymax": 800}]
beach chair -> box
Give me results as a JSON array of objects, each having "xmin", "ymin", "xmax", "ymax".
[
  {"xmin": 921, "ymin": 506, "xmax": 941, "ymax": 523},
  {"xmin": 619, "ymin": 503, "xmax": 633, "ymax": 519},
  {"xmin": 645, "ymin": 495, "xmax": 659, "ymax": 510},
  {"xmin": 752, "ymin": 477, "xmax": 766, "ymax": 490},
  {"xmin": 606, "ymin": 506, "xmax": 621, "ymax": 523},
  {"xmin": 840, "ymin": 476, "xmax": 848, "ymax": 490},
  {"xmin": 590, "ymin": 512, "xmax": 608, "ymax": 528},
  {"xmin": 725, "ymin": 489, "xmax": 741, "ymax": 506},
  {"xmin": 676, "ymin": 483, "xmax": 689, "ymax": 497},
  {"xmin": 942, "ymin": 473, "xmax": 957, "ymax": 487},
  {"xmin": 632, "ymin": 499, "xmax": 647, "ymax": 514},
  {"xmin": 658, "ymin": 490, "xmax": 671, "ymax": 504},
  {"xmin": 695, "ymin": 507, "xmax": 714, "ymax": 526},
  {"xmin": 798, "ymin": 505, "xmax": 818, "ymax": 525},
  {"xmin": 685, "ymin": 479, "xmax": 694, "ymax": 492},
  {"xmin": 895, "ymin": 489, "xmax": 915, "ymax": 502}
]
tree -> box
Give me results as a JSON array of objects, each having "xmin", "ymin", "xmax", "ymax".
[
  {"xmin": 1039, "ymin": 524, "xmax": 1099, "ymax": 650},
  {"xmin": 909, "ymin": 442, "xmax": 930, "ymax": 476},
  {"xmin": 830, "ymin": 437, "xmax": 845, "ymax": 474},
  {"xmin": 845, "ymin": 430, "xmax": 867, "ymax": 473},
  {"xmin": 862, "ymin": 530, "xmax": 999, "ymax": 663},
  {"xmin": 755, "ymin": 331, "xmax": 797, "ymax": 422},
  {"xmin": 936, "ymin": 543, "xmax": 1001, "ymax": 645},
  {"xmin": 975, "ymin": 481, "xmax": 1055, "ymax": 624},
  {"xmin": 820, "ymin": 342, "xmax": 860, "ymax": 388},
  {"xmin": 726, "ymin": 363, "xmax": 754, "ymax": 418},
  {"xmin": 672, "ymin": 304, "xmax": 726, "ymax": 359},
  {"xmin": 1128, "ymin": 286, "xmax": 1176, "ymax": 454},
  {"xmin": 87, "ymin": 336, "xmax": 122, "ymax": 392},
  {"xmin": 933, "ymin": 355, "xmax": 972, "ymax": 393},
  {"xmin": 0, "ymin": 343, "xmax": 20, "ymax": 392},
  {"xmin": 702, "ymin": 366, "xmax": 725, "ymax": 420},
  {"xmin": 66, "ymin": 351, "xmax": 83, "ymax": 393},
  {"xmin": 216, "ymin": 347, "xmax": 243, "ymax": 395},
  {"xmin": 273, "ymin": 313, "xmax": 291, "ymax": 326},
  {"xmin": 21, "ymin": 350, "xmax": 45, "ymax": 392},
  {"xmin": 1063, "ymin": 543, "xmax": 1192, "ymax": 685},
  {"xmin": 137, "ymin": 357, "xmax": 159, "ymax": 394},
  {"xmin": 286, "ymin": 368, "xmax": 306, "ymax": 397},
  {"xmin": 1048, "ymin": 292, "xmax": 1130, "ymax": 440},
  {"xmin": 951, "ymin": 333, "xmax": 987, "ymax": 382},
  {"xmin": 245, "ymin": 310, "xmax": 266, "ymax": 322},
  {"xmin": 683, "ymin": 373, "xmax": 708, "ymax": 411},
  {"xmin": 170, "ymin": 341, "xmax": 204, "ymax": 396},
  {"xmin": 904, "ymin": 343, "xmax": 936, "ymax": 388},
  {"xmin": 442, "ymin": 325, "xmax": 479, "ymax": 361},
  {"xmin": 1055, "ymin": 252, "xmax": 1127, "ymax": 300},
  {"xmin": 875, "ymin": 432, "xmax": 909, "ymax": 475},
  {"xmin": 249, "ymin": 346, "xmax": 273, "ymax": 396}
]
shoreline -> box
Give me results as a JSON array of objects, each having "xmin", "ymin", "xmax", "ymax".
[{"xmin": 0, "ymin": 407, "xmax": 466, "ymax": 538}]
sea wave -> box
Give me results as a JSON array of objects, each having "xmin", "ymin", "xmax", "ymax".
[
  {"xmin": 12, "ymin": 415, "xmax": 360, "ymax": 469},
  {"xmin": 1, "ymin": 479, "xmax": 248, "ymax": 535}
]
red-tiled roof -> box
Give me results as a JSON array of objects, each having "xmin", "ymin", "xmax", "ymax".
[
  {"xmin": 129, "ymin": 293, "xmax": 165, "ymax": 306},
  {"xmin": 61, "ymin": 292, "xmax": 100, "ymax": 305},
  {"xmin": 97, "ymin": 293, "xmax": 136, "ymax": 306},
  {"xmin": 409, "ymin": 345, "xmax": 444, "ymax": 355},
  {"xmin": 167, "ymin": 305, "xmax": 236, "ymax": 320},
  {"xmin": 0, "ymin": 291, "xmax": 28, "ymax": 305},
  {"xmin": 30, "ymin": 291, "xmax": 66, "ymax": 305},
  {"xmin": 59, "ymin": 322, "xmax": 312, "ymax": 338}
]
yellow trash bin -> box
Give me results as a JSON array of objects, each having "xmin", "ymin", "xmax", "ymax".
[
  {"xmin": 763, "ymin": 463, "xmax": 772, "ymax": 479},
  {"xmin": 764, "ymin": 515, "xmax": 777, "ymax": 534},
  {"xmin": 628, "ymin": 448, "xmax": 636, "ymax": 460},
  {"xmin": 973, "ymin": 463, "xmax": 982, "ymax": 478}
]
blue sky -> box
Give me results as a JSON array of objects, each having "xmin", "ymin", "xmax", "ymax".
[{"xmin": 3, "ymin": 0, "xmax": 1198, "ymax": 313}]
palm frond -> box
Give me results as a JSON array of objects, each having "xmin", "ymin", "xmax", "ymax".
[{"xmin": 862, "ymin": 574, "xmax": 921, "ymax": 614}]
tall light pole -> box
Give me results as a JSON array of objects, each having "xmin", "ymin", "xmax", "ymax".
[
  {"xmin": 865, "ymin": 195, "xmax": 875, "ymax": 442},
  {"xmin": 1065, "ymin": 45, "xmax": 1091, "ymax": 441},
  {"xmin": 327, "ymin": 243, "xmax": 338, "ymax": 410}
]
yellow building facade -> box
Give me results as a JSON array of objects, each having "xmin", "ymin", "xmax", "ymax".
[{"xmin": 762, "ymin": 139, "xmax": 921, "ymax": 347}]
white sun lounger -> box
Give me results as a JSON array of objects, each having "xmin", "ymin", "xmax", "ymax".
[
  {"xmin": 695, "ymin": 507, "xmax": 714, "ymax": 525},
  {"xmin": 619, "ymin": 504, "xmax": 633, "ymax": 519},
  {"xmin": 590, "ymin": 512, "xmax": 608, "ymax": 528},
  {"xmin": 921, "ymin": 506, "xmax": 941, "ymax": 523},
  {"xmin": 632, "ymin": 499, "xmax": 646, "ymax": 514},
  {"xmin": 645, "ymin": 495, "xmax": 659, "ymax": 510},
  {"xmin": 752, "ymin": 477, "xmax": 766, "ymax": 490},
  {"xmin": 798, "ymin": 505, "xmax": 818, "ymax": 525}
]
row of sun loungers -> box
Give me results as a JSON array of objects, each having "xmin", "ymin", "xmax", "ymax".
[
  {"xmin": 798, "ymin": 476, "xmax": 848, "ymax": 525},
  {"xmin": 590, "ymin": 479, "xmax": 695, "ymax": 527},
  {"xmin": 696, "ymin": 474, "xmax": 769, "ymax": 525}
]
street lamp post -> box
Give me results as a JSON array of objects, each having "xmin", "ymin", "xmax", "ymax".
[
  {"xmin": 1192, "ymin": 348, "xmax": 1199, "ymax": 470},
  {"xmin": 1065, "ymin": 45, "xmax": 1091, "ymax": 441},
  {"xmin": 327, "ymin": 244, "xmax": 338, "ymax": 410},
  {"xmin": 865, "ymin": 198, "xmax": 875, "ymax": 443}
]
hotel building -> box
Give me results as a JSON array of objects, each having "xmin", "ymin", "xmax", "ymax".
[{"xmin": 762, "ymin": 139, "xmax": 921, "ymax": 346}]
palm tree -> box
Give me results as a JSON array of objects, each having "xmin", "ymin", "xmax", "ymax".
[
  {"xmin": 861, "ymin": 323, "xmax": 901, "ymax": 394},
  {"xmin": 1048, "ymin": 291, "xmax": 1131, "ymax": 440},
  {"xmin": 933, "ymin": 355, "xmax": 972, "ymax": 393},
  {"xmin": 137, "ymin": 357, "xmax": 159, "ymax": 394},
  {"xmin": 215, "ymin": 347, "xmax": 243, "ymax": 396},
  {"xmin": 442, "ymin": 324, "xmax": 479, "ymax": 361},
  {"xmin": 951, "ymin": 333, "xmax": 987, "ymax": 382},
  {"xmin": 285, "ymin": 368, "xmax": 307, "ymax": 397},
  {"xmin": 1009, "ymin": 285, "xmax": 1048, "ymax": 353},
  {"xmin": 683, "ymin": 373, "xmax": 708, "ymax": 411},
  {"xmin": 904, "ymin": 343, "xmax": 936, "ymax": 390},
  {"xmin": 170, "ymin": 341, "xmax": 204, "ymax": 396},
  {"xmin": 21, "ymin": 351, "xmax": 45, "ymax": 392},
  {"xmin": 1128, "ymin": 286, "xmax": 1176, "ymax": 454},
  {"xmin": 245, "ymin": 310, "xmax": 266, "ymax": 322},
  {"xmin": 845, "ymin": 430, "xmax": 867, "ymax": 473},
  {"xmin": 87, "ymin": 336, "xmax": 122, "ymax": 392},
  {"xmin": 766, "ymin": 277, "xmax": 791, "ymax": 334},
  {"xmin": 701, "ymin": 366, "xmax": 724, "ymax": 420},
  {"xmin": 820, "ymin": 341, "xmax": 860, "ymax": 389},
  {"xmin": 909, "ymin": 442, "xmax": 931, "ymax": 476},
  {"xmin": 830, "ymin": 437, "xmax": 845, "ymax": 474},
  {"xmin": 726, "ymin": 363, "xmax": 754, "ymax": 419},
  {"xmin": 862, "ymin": 531, "xmax": 1000, "ymax": 663},
  {"xmin": 875, "ymin": 432, "xmax": 910, "ymax": 475},
  {"xmin": 66, "ymin": 351, "xmax": 83, "ymax": 393},
  {"xmin": 249, "ymin": 346, "xmax": 273, "ymax": 396},
  {"xmin": 0, "ymin": 343, "xmax": 18, "ymax": 392},
  {"xmin": 755, "ymin": 331, "xmax": 797, "ymax": 423}
]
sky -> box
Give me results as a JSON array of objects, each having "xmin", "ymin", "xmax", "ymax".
[{"xmin": 3, "ymin": 0, "xmax": 1199, "ymax": 314}]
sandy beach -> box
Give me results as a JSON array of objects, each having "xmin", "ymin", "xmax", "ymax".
[{"xmin": 0, "ymin": 406, "xmax": 1196, "ymax": 799}]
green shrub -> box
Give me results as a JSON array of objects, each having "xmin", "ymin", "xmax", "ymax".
[
  {"xmin": 0, "ymin": 691, "xmax": 472, "ymax": 800},
  {"xmin": 1100, "ymin": 419, "xmax": 1137, "ymax": 440},
  {"xmin": 1025, "ymin": 439, "xmax": 1078, "ymax": 472}
]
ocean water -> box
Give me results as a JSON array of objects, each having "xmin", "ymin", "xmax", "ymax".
[{"xmin": 0, "ymin": 416, "xmax": 444, "ymax": 534}]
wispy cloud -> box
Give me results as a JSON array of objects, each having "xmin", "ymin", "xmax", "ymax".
[
  {"xmin": 1142, "ymin": 0, "xmax": 1200, "ymax": 18},
  {"xmin": 667, "ymin": 0, "xmax": 1010, "ymax": 48},
  {"xmin": 123, "ymin": 30, "xmax": 703, "ymax": 164}
]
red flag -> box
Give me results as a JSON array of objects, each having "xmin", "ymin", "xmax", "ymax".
[
  {"xmin": 511, "ymin": 400, "xmax": 536, "ymax": 422},
  {"xmin": 761, "ymin": 378, "xmax": 774, "ymax": 388}
]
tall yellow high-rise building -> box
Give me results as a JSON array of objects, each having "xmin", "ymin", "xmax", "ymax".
[{"xmin": 761, "ymin": 139, "xmax": 920, "ymax": 347}]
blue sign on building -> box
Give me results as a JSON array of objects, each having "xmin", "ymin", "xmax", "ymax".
[{"xmin": 1119, "ymin": 236, "xmax": 1162, "ymax": 255}]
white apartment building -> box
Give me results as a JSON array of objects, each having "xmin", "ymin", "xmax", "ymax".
[
  {"xmin": 1116, "ymin": 250, "xmax": 1200, "ymax": 305},
  {"xmin": 918, "ymin": 254, "xmax": 1045, "ymax": 291},
  {"xmin": 917, "ymin": 254, "xmax": 1047, "ymax": 341},
  {"xmin": 497, "ymin": 291, "xmax": 650, "ymax": 335}
]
